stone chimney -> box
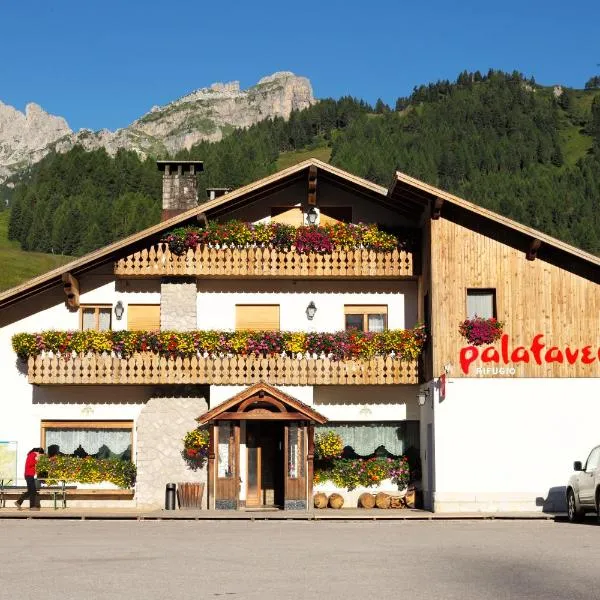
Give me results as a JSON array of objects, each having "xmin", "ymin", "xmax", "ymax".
[
  {"xmin": 158, "ymin": 160, "xmax": 204, "ymax": 221},
  {"xmin": 206, "ymin": 187, "xmax": 232, "ymax": 201}
]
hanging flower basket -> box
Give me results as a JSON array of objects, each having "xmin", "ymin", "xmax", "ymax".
[
  {"xmin": 182, "ymin": 428, "xmax": 209, "ymax": 470},
  {"xmin": 458, "ymin": 316, "xmax": 504, "ymax": 346}
]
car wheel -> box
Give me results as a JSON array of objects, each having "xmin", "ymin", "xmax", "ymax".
[
  {"xmin": 596, "ymin": 490, "xmax": 600, "ymax": 524},
  {"xmin": 567, "ymin": 489, "xmax": 584, "ymax": 523}
]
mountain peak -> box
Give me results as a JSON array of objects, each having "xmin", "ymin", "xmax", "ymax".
[{"xmin": 0, "ymin": 72, "xmax": 315, "ymax": 182}]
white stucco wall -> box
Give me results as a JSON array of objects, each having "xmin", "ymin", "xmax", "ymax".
[
  {"xmin": 197, "ymin": 280, "xmax": 418, "ymax": 332},
  {"xmin": 431, "ymin": 377, "xmax": 600, "ymax": 512},
  {"xmin": 1, "ymin": 265, "xmax": 419, "ymax": 509},
  {"xmin": 0, "ymin": 271, "xmax": 157, "ymax": 491}
]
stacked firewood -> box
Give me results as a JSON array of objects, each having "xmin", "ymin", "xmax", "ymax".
[{"xmin": 313, "ymin": 486, "xmax": 418, "ymax": 510}]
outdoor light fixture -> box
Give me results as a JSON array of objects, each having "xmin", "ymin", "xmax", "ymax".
[
  {"xmin": 306, "ymin": 301, "xmax": 317, "ymax": 320},
  {"xmin": 417, "ymin": 389, "xmax": 430, "ymax": 407},
  {"xmin": 306, "ymin": 207, "xmax": 318, "ymax": 225},
  {"xmin": 114, "ymin": 301, "xmax": 124, "ymax": 321}
]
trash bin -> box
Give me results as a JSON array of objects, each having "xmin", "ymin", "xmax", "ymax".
[{"xmin": 165, "ymin": 483, "xmax": 177, "ymax": 510}]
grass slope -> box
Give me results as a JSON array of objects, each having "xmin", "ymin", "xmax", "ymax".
[
  {"xmin": 276, "ymin": 146, "xmax": 332, "ymax": 171},
  {"xmin": 0, "ymin": 210, "xmax": 73, "ymax": 292}
]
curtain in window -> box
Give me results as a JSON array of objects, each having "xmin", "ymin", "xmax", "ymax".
[
  {"xmin": 45, "ymin": 428, "xmax": 131, "ymax": 460},
  {"xmin": 316, "ymin": 422, "xmax": 419, "ymax": 456},
  {"xmin": 98, "ymin": 308, "xmax": 111, "ymax": 331},
  {"xmin": 467, "ymin": 293, "xmax": 494, "ymax": 319},
  {"xmin": 82, "ymin": 309, "xmax": 96, "ymax": 330},
  {"xmin": 368, "ymin": 314, "xmax": 385, "ymax": 332}
]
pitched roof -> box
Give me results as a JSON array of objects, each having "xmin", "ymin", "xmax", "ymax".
[
  {"xmin": 197, "ymin": 381, "xmax": 328, "ymax": 425},
  {"xmin": 1, "ymin": 158, "xmax": 598, "ymax": 309},
  {"xmin": 390, "ymin": 170, "xmax": 600, "ymax": 282},
  {"xmin": 0, "ymin": 159, "xmax": 385, "ymax": 309}
]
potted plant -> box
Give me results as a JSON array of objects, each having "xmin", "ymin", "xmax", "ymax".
[
  {"xmin": 182, "ymin": 427, "xmax": 209, "ymax": 470},
  {"xmin": 458, "ymin": 316, "xmax": 504, "ymax": 346}
]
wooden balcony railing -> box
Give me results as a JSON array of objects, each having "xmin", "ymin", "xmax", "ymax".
[
  {"xmin": 114, "ymin": 244, "xmax": 414, "ymax": 278},
  {"xmin": 27, "ymin": 354, "xmax": 419, "ymax": 385}
]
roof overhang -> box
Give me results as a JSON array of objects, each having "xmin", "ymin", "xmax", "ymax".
[
  {"xmin": 389, "ymin": 170, "xmax": 600, "ymax": 284},
  {"xmin": 0, "ymin": 158, "xmax": 390, "ymax": 310}
]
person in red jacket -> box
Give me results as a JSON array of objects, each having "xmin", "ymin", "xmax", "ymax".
[{"xmin": 15, "ymin": 447, "xmax": 45, "ymax": 510}]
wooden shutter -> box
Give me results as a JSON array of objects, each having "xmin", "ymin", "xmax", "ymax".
[
  {"xmin": 271, "ymin": 206, "xmax": 303, "ymax": 226},
  {"xmin": 127, "ymin": 304, "xmax": 160, "ymax": 331},
  {"xmin": 235, "ymin": 305, "xmax": 280, "ymax": 331}
]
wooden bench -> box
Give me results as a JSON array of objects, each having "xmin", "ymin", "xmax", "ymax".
[{"xmin": 0, "ymin": 480, "xmax": 77, "ymax": 509}]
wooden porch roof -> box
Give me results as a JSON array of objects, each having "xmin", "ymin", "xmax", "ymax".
[{"xmin": 197, "ymin": 382, "xmax": 328, "ymax": 425}]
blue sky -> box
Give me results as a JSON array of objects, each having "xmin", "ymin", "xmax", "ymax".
[{"xmin": 2, "ymin": 0, "xmax": 598, "ymax": 131}]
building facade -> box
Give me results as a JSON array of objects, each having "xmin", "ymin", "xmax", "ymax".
[{"xmin": 1, "ymin": 159, "xmax": 598, "ymax": 512}]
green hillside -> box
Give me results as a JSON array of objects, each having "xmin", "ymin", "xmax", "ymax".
[
  {"xmin": 0, "ymin": 210, "xmax": 73, "ymax": 292},
  {"xmin": 3, "ymin": 70, "xmax": 600, "ymax": 292}
]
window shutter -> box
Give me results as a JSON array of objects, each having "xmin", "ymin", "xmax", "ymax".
[
  {"xmin": 235, "ymin": 305, "xmax": 280, "ymax": 331},
  {"xmin": 127, "ymin": 305, "xmax": 160, "ymax": 331}
]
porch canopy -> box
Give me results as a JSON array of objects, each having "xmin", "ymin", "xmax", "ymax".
[
  {"xmin": 197, "ymin": 381, "xmax": 328, "ymax": 424},
  {"xmin": 199, "ymin": 382, "xmax": 327, "ymax": 510}
]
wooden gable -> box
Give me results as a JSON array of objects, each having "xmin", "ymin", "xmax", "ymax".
[{"xmin": 198, "ymin": 382, "xmax": 327, "ymax": 424}]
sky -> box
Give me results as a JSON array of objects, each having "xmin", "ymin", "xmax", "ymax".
[{"xmin": 1, "ymin": 0, "xmax": 599, "ymax": 132}]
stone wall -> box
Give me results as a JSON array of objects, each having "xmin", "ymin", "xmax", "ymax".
[
  {"xmin": 136, "ymin": 395, "xmax": 208, "ymax": 509},
  {"xmin": 160, "ymin": 279, "xmax": 197, "ymax": 330},
  {"xmin": 162, "ymin": 172, "xmax": 198, "ymax": 212}
]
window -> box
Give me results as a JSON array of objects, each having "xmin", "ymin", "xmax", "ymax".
[
  {"xmin": 287, "ymin": 424, "xmax": 304, "ymax": 479},
  {"xmin": 271, "ymin": 206, "xmax": 303, "ymax": 226},
  {"xmin": 80, "ymin": 305, "xmax": 112, "ymax": 331},
  {"xmin": 41, "ymin": 421, "xmax": 133, "ymax": 461},
  {"xmin": 467, "ymin": 289, "xmax": 496, "ymax": 319},
  {"xmin": 127, "ymin": 304, "xmax": 160, "ymax": 331},
  {"xmin": 316, "ymin": 422, "xmax": 419, "ymax": 457},
  {"xmin": 585, "ymin": 447, "xmax": 600, "ymax": 472},
  {"xmin": 217, "ymin": 422, "xmax": 235, "ymax": 478},
  {"xmin": 344, "ymin": 305, "xmax": 387, "ymax": 332},
  {"xmin": 235, "ymin": 305, "xmax": 280, "ymax": 331}
]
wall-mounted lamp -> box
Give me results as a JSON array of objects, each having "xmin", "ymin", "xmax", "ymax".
[
  {"xmin": 417, "ymin": 389, "xmax": 430, "ymax": 407},
  {"xmin": 306, "ymin": 301, "xmax": 317, "ymax": 320},
  {"xmin": 306, "ymin": 207, "xmax": 318, "ymax": 225},
  {"xmin": 114, "ymin": 301, "xmax": 124, "ymax": 321}
]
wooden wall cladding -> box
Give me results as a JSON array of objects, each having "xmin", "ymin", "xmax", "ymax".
[{"xmin": 430, "ymin": 218, "xmax": 600, "ymax": 378}]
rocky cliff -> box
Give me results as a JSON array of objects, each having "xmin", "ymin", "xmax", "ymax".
[{"xmin": 0, "ymin": 71, "xmax": 314, "ymax": 182}]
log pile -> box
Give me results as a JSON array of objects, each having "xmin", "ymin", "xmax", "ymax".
[
  {"xmin": 315, "ymin": 485, "xmax": 420, "ymax": 510},
  {"xmin": 358, "ymin": 485, "xmax": 419, "ymax": 509}
]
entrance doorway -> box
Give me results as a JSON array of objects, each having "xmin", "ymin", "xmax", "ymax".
[
  {"xmin": 246, "ymin": 421, "xmax": 284, "ymax": 508},
  {"xmin": 199, "ymin": 382, "xmax": 327, "ymax": 510}
]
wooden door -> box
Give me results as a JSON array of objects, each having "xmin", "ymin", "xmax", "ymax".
[
  {"xmin": 215, "ymin": 422, "xmax": 239, "ymax": 510},
  {"xmin": 284, "ymin": 422, "xmax": 307, "ymax": 510},
  {"xmin": 246, "ymin": 422, "xmax": 283, "ymax": 508}
]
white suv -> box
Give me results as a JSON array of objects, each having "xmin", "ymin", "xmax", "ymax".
[{"xmin": 566, "ymin": 445, "xmax": 600, "ymax": 522}]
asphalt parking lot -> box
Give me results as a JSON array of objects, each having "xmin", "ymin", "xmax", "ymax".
[{"xmin": 1, "ymin": 519, "xmax": 598, "ymax": 600}]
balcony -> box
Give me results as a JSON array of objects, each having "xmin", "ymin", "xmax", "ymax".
[
  {"xmin": 27, "ymin": 354, "xmax": 419, "ymax": 385},
  {"xmin": 114, "ymin": 244, "xmax": 415, "ymax": 279}
]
